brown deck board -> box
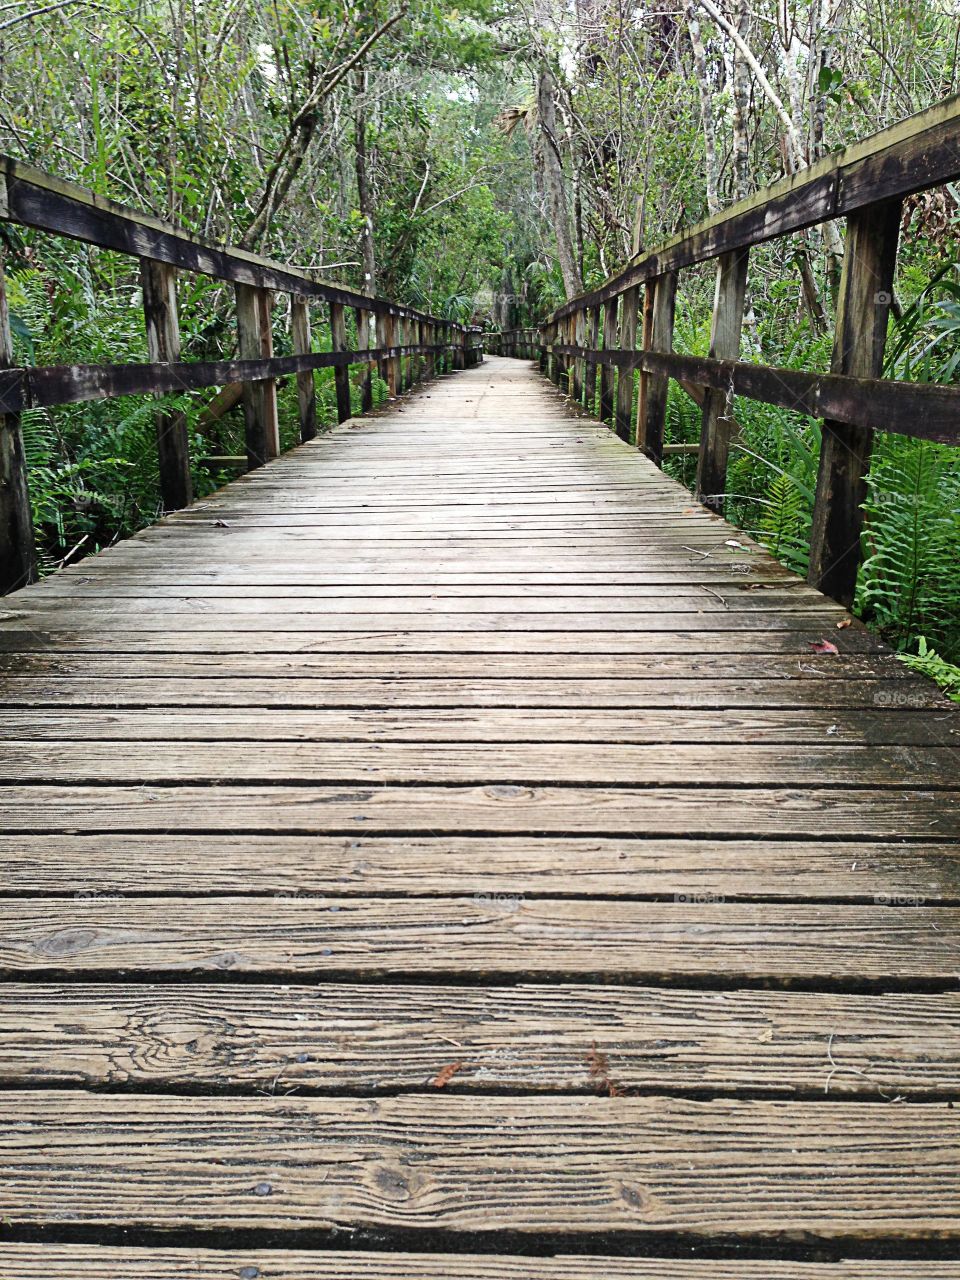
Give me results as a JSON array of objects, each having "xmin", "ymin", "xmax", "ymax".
[{"xmin": 0, "ymin": 356, "xmax": 957, "ymax": 1267}]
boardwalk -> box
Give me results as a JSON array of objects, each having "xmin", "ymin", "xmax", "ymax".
[{"xmin": 0, "ymin": 353, "xmax": 959, "ymax": 1276}]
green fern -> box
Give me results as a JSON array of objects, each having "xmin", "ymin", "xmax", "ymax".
[
  {"xmin": 757, "ymin": 470, "xmax": 810, "ymax": 574},
  {"xmin": 898, "ymin": 637, "xmax": 960, "ymax": 701},
  {"xmin": 858, "ymin": 436, "xmax": 960, "ymax": 658}
]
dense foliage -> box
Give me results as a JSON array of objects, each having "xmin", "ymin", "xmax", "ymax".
[{"xmin": 0, "ymin": 0, "xmax": 958, "ymax": 664}]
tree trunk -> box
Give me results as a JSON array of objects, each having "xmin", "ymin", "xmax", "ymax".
[
  {"xmin": 537, "ymin": 67, "xmax": 583, "ymax": 299},
  {"xmin": 354, "ymin": 69, "xmax": 377, "ymax": 297}
]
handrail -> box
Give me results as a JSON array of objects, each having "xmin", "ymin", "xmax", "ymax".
[
  {"xmin": 534, "ymin": 94, "xmax": 960, "ymax": 607},
  {"xmin": 0, "ymin": 156, "xmax": 484, "ymax": 593},
  {"xmin": 486, "ymin": 328, "xmax": 539, "ymax": 359}
]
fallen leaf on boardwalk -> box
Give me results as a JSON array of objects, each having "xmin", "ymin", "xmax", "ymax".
[
  {"xmin": 836, "ymin": 618, "xmax": 852, "ymax": 629},
  {"xmin": 432, "ymin": 1061, "xmax": 464, "ymax": 1088},
  {"xmin": 585, "ymin": 1042, "xmax": 610, "ymax": 1080},
  {"xmin": 809, "ymin": 639, "xmax": 840, "ymax": 654},
  {"xmin": 213, "ymin": 519, "xmax": 230, "ymax": 527}
]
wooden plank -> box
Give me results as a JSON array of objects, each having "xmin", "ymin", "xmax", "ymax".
[
  {"xmin": 5, "ymin": 982, "xmax": 960, "ymax": 1096},
  {"xmin": 0, "ymin": 676, "xmax": 945, "ymax": 709},
  {"xmin": 140, "ymin": 259, "xmax": 192, "ymax": 510},
  {"xmin": 0, "ymin": 706, "xmax": 950, "ymax": 745},
  {"xmin": 1, "ymin": 740, "xmax": 955, "ymax": 787},
  {"xmin": 0, "ymin": 1245, "xmax": 957, "ymax": 1280},
  {"xmin": 3, "ymin": 1091, "xmax": 960, "ymax": 1237},
  {"xmin": 0, "ymin": 652, "xmax": 915, "ymax": 680},
  {"xmin": 0, "ymin": 784, "xmax": 953, "ymax": 840},
  {"xmin": 4, "ymin": 895, "xmax": 960, "ymax": 983},
  {"xmin": 3, "ymin": 833, "xmax": 957, "ymax": 900}
]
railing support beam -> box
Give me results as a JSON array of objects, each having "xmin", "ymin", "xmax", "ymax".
[
  {"xmin": 696, "ymin": 248, "xmax": 750, "ymax": 511},
  {"xmin": 141, "ymin": 258, "xmax": 192, "ymax": 511},
  {"xmin": 330, "ymin": 301, "xmax": 352, "ymax": 423},
  {"xmin": 291, "ymin": 294, "xmax": 317, "ymax": 443},
  {"xmin": 599, "ymin": 298, "xmax": 619, "ymax": 424},
  {"xmin": 638, "ymin": 271, "xmax": 677, "ymax": 465},
  {"xmin": 615, "ymin": 286, "xmax": 640, "ymax": 442},
  {"xmin": 0, "ymin": 257, "xmax": 36, "ymax": 594},
  {"xmin": 808, "ymin": 199, "xmax": 902, "ymax": 606}
]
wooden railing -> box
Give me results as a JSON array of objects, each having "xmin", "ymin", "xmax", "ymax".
[
  {"xmin": 0, "ymin": 157, "xmax": 483, "ymax": 594},
  {"xmin": 487, "ymin": 328, "xmax": 539, "ymax": 360},
  {"xmin": 535, "ymin": 95, "xmax": 960, "ymax": 607}
]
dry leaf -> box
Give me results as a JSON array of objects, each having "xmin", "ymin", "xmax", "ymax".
[
  {"xmin": 836, "ymin": 618, "xmax": 852, "ymax": 629},
  {"xmin": 432, "ymin": 1061, "xmax": 464, "ymax": 1088},
  {"xmin": 809, "ymin": 639, "xmax": 840, "ymax": 654},
  {"xmin": 585, "ymin": 1042, "xmax": 610, "ymax": 1080}
]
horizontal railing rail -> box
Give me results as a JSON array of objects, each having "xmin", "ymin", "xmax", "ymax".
[
  {"xmin": 0, "ymin": 156, "xmax": 483, "ymax": 593},
  {"xmin": 533, "ymin": 94, "xmax": 960, "ymax": 607},
  {"xmin": 487, "ymin": 328, "xmax": 539, "ymax": 359}
]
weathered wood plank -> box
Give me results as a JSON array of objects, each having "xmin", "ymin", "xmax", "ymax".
[
  {"xmin": 3, "ymin": 1091, "xmax": 960, "ymax": 1237},
  {"xmin": 4, "ymin": 983, "xmax": 960, "ymax": 1096},
  {"xmin": 0, "ymin": 740, "xmax": 955, "ymax": 787},
  {"xmin": 3, "ymin": 834, "xmax": 957, "ymax": 900},
  {"xmin": 0, "ymin": 1245, "xmax": 957, "ymax": 1280},
  {"xmin": 3, "ymin": 898, "xmax": 960, "ymax": 980},
  {"xmin": 0, "ymin": 706, "xmax": 949, "ymax": 745},
  {"xmin": 0, "ymin": 676, "xmax": 944, "ymax": 708}
]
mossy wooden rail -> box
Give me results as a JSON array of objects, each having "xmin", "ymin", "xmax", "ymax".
[
  {"xmin": 0, "ymin": 156, "xmax": 482, "ymax": 593},
  {"xmin": 536, "ymin": 93, "xmax": 960, "ymax": 607}
]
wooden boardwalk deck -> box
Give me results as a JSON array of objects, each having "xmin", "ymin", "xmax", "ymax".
[{"xmin": 0, "ymin": 354, "xmax": 959, "ymax": 1276}]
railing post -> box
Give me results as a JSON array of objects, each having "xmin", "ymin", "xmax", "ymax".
[
  {"xmin": 330, "ymin": 301, "xmax": 352, "ymax": 423},
  {"xmin": 256, "ymin": 289, "xmax": 280, "ymax": 459},
  {"xmin": 599, "ymin": 297, "xmax": 619, "ymax": 424},
  {"xmin": 454, "ymin": 326, "xmax": 465, "ymax": 370},
  {"xmin": 355, "ymin": 306, "xmax": 374, "ymax": 414},
  {"xmin": 615, "ymin": 285, "xmax": 640, "ymax": 442},
  {"xmin": 538, "ymin": 327, "xmax": 547, "ymax": 374},
  {"xmin": 583, "ymin": 306, "xmax": 599, "ymax": 414},
  {"xmin": 637, "ymin": 271, "xmax": 677, "ymax": 465},
  {"xmin": 290, "ymin": 294, "xmax": 317, "ymax": 442},
  {"xmin": 572, "ymin": 310, "xmax": 585, "ymax": 402},
  {"xmin": 376, "ymin": 311, "xmax": 392, "ymax": 394},
  {"xmin": 235, "ymin": 282, "xmax": 277, "ymax": 469},
  {"xmin": 808, "ymin": 199, "xmax": 902, "ymax": 606},
  {"xmin": 141, "ymin": 258, "xmax": 192, "ymax": 510},
  {"xmin": 0, "ymin": 256, "xmax": 37, "ymax": 594},
  {"xmin": 696, "ymin": 249, "xmax": 750, "ymax": 510}
]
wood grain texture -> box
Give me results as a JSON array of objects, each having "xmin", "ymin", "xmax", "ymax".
[
  {"xmin": 3, "ymin": 1091, "xmax": 960, "ymax": 1238},
  {"xmin": 4, "ymin": 982, "xmax": 960, "ymax": 1096},
  {"xmin": 3, "ymin": 898, "xmax": 960, "ymax": 981},
  {"xmin": 3, "ymin": 834, "xmax": 958, "ymax": 900},
  {"xmin": 0, "ymin": 783, "xmax": 954, "ymax": 838},
  {"xmin": 2, "ymin": 1246, "xmax": 958, "ymax": 1279},
  {"xmin": 0, "ymin": 356, "xmax": 957, "ymax": 1265}
]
